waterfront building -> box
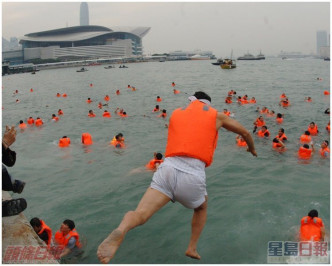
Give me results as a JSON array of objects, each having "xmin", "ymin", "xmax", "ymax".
[
  {"xmin": 316, "ymin": 31, "xmax": 327, "ymax": 55},
  {"xmin": 19, "ymin": 25, "xmax": 150, "ymax": 61},
  {"xmin": 80, "ymin": 2, "xmax": 89, "ymax": 26}
]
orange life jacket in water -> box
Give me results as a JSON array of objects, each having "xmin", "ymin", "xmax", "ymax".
[
  {"xmin": 307, "ymin": 125, "xmax": 318, "ymax": 136},
  {"xmin": 275, "ymin": 133, "xmax": 287, "ymax": 141},
  {"xmin": 82, "ymin": 133, "xmax": 93, "ymax": 145},
  {"xmin": 326, "ymin": 124, "xmax": 330, "ymax": 132},
  {"xmin": 299, "ymin": 216, "xmax": 323, "ymax": 241},
  {"xmin": 38, "ymin": 220, "xmax": 52, "ymax": 248},
  {"xmin": 145, "ymin": 159, "xmax": 164, "ymax": 170},
  {"xmin": 255, "ymin": 118, "xmax": 265, "ymax": 127},
  {"xmin": 300, "ymin": 134, "xmax": 311, "ymax": 143},
  {"xmin": 54, "ymin": 229, "xmax": 82, "ymax": 248},
  {"xmin": 156, "ymin": 97, "xmax": 162, "ymax": 102},
  {"xmin": 276, "ymin": 117, "xmax": 283, "ymax": 124},
  {"xmin": 27, "ymin": 118, "xmax": 34, "ymax": 125},
  {"xmin": 19, "ymin": 123, "xmax": 27, "ymax": 129},
  {"xmin": 59, "ymin": 137, "xmax": 70, "ymax": 147},
  {"xmin": 237, "ymin": 139, "xmax": 247, "ymax": 147},
  {"xmin": 298, "ymin": 146, "xmax": 312, "ymax": 159},
  {"xmin": 320, "ymin": 147, "xmax": 330, "ymax": 157},
  {"xmin": 35, "ymin": 119, "xmax": 43, "ymax": 127},
  {"xmin": 165, "ymin": 100, "xmax": 218, "ymax": 167},
  {"xmin": 104, "ymin": 96, "xmax": 110, "ymax": 101},
  {"xmin": 257, "ymin": 129, "xmax": 270, "ymax": 137},
  {"xmin": 102, "ymin": 111, "xmax": 111, "ymax": 118}
]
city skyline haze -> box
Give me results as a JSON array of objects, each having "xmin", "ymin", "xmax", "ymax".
[{"xmin": 2, "ymin": 2, "xmax": 330, "ymax": 57}]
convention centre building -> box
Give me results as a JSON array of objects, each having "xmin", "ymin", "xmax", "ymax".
[{"xmin": 19, "ymin": 25, "xmax": 151, "ymax": 61}]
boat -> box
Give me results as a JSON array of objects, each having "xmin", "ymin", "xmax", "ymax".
[
  {"xmin": 324, "ymin": 57, "xmax": 330, "ymax": 61},
  {"xmin": 76, "ymin": 67, "xmax": 88, "ymax": 72},
  {"xmin": 104, "ymin": 65, "xmax": 115, "ymax": 69},
  {"xmin": 221, "ymin": 59, "xmax": 236, "ymax": 69},
  {"xmin": 211, "ymin": 58, "xmax": 224, "ymax": 65},
  {"xmin": 237, "ymin": 51, "xmax": 265, "ymax": 60},
  {"xmin": 159, "ymin": 58, "xmax": 166, "ymax": 62},
  {"xmin": 119, "ymin": 65, "xmax": 128, "ymax": 68}
]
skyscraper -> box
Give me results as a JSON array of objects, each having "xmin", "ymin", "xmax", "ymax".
[
  {"xmin": 80, "ymin": 2, "xmax": 89, "ymax": 26},
  {"xmin": 316, "ymin": 31, "xmax": 327, "ymax": 55}
]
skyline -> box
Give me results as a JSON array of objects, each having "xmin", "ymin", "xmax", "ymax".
[{"xmin": 2, "ymin": 2, "xmax": 330, "ymax": 57}]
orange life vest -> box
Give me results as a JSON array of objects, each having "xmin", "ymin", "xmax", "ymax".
[
  {"xmin": 59, "ymin": 137, "xmax": 70, "ymax": 147},
  {"xmin": 276, "ymin": 133, "xmax": 287, "ymax": 141},
  {"xmin": 38, "ymin": 220, "xmax": 52, "ymax": 248},
  {"xmin": 320, "ymin": 147, "xmax": 330, "ymax": 157},
  {"xmin": 299, "ymin": 216, "xmax": 323, "ymax": 241},
  {"xmin": 300, "ymin": 134, "xmax": 311, "ymax": 143},
  {"xmin": 121, "ymin": 113, "xmax": 128, "ymax": 117},
  {"xmin": 56, "ymin": 93, "xmax": 61, "ymax": 97},
  {"xmin": 223, "ymin": 111, "xmax": 231, "ymax": 116},
  {"xmin": 86, "ymin": 99, "xmax": 92, "ymax": 104},
  {"xmin": 116, "ymin": 90, "xmax": 120, "ymax": 95},
  {"xmin": 237, "ymin": 139, "xmax": 247, "ymax": 147},
  {"xmin": 54, "ymin": 229, "xmax": 82, "ymax": 249},
  {"xmin": 280, "ymin": 94, "xmax": 286, "ymax": 98},
  {"xmin": 104, "ymin": 96, "xmax": 110, "ymax": 101},
  {"xmin": 52, "ymin": 117, "xmax": 59, "ymax": 122},
  {"xmin": 159, "ymin": 113, "xmax": 167, "ymax": 118},
  {"xmin": 62, "ymin": 93, "xmax": 67, "ymax": 97},
  {"xmin": 156, "ymin": 98, "xmax": 162, "ymax": 102},
  {"xmin": 103, "ymin": 112, "xmax": 111, "ymax": 118},
  {"xmin": 249, "ymin": 99, "xmax": 256, "ymax": 104},
  {"xmin": 281, "ymin": 101, "xmax": 289, "ymax": 107},
  {"xmin": 225, "ymin": 98, "xmax": 232, "ymax": 104},
  {"xmin": 27, "ymin": 118, "xmax": 34, "ymax": 125},
  {"xmin": 145, "ymin": 159, "xmax": 164, "ymax": 170},
  {"xmin": 326, "ymin": 124, "xmax": 330, "ymax": 132},
  {"xmin": 307, "ymin": 125, "xmax": 318, "ymax": 136},
  {"xmin": 260, "ymin": 109, "xmax": 269, "ymax": 114},
  {"xmin": 298, "ymin": 146, "xmax": 312, "ymax": 159},
  {"xmin": 324, "ymin": 90, "xmax": 330, "ymax": 95},
  {"xmin": 241, "ymin": 99, "xmax": 249, "ymax": 104},
  {"xmin": 58, "ymin": 110, "xmax": 64, "ymax": 115},
  {"xmin": 35, "ymin": 119, "xmax": 43, "ymax": 127},
  {"xmin": 30, "ymin": 89, "xmax": 33, "ymax": 92},
  {"xmin": 82, "ymin": 133, "xmax": 93, "ymax": 145},
  {"xmin": 88, "ymin": 113, "xmax": 96, "ymax": 117},
  {"xmin": 272, "ymin": 142, "xmax": 283, "ymax": 148},
  {"xmin": 173, "ymin": 90, "xmax": 180, "ymax": 94},
  {"xmin": 153, "ymin": 108, "xmax": 159, "ymax": 112},
  {"xmin": 165, "ymin": 100, "xmax": 218, "ymax": 167},
  {"xmin": 276, "ymin": 117, "xmax": 283, "ymax": 124},
  {"xmin": 257, "ymin": 129, "xmax": 270, "ymax": 137},
  {"xmin": 19, "ymin": 123, "xmax": 27, "ymax": 129},
  {"xmin": 255, "ymin": 118, "xmax": 265, "ymax": 127}
]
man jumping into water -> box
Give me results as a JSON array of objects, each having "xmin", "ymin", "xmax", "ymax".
[{"xmin": 97, "ymin": 91, "xmax": 257, "ymax": 263}]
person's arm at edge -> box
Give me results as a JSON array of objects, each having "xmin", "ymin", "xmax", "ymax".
[{"xmin": 216, "ymin": 112, "xmax": 257, "ymax": 157}]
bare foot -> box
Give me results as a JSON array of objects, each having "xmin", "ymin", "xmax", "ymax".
[
  {"xmin": 97, "ymin": 229, "xmax": 125, "ymax": 263},
  {"xmin": 185, "ymin": 248, "xmax": 201, "ymax": 260}
]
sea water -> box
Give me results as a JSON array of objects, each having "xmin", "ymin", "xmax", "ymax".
[{"xmin": 2, "ymin": 58, "xmax": 330, "ymax": 263}]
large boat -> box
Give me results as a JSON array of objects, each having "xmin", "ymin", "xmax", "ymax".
[
  {"xmin": 221, "ymin": 59, "xmax": 236, "ymax": 69},
  {"xmin": 237, "ymin": 51, "xmax": 265, "ymax": 60},
  {"xmin": 104, "ymin": 65, "xmax": 115, "ymax": 69}
]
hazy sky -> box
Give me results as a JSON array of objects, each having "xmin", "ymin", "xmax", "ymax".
[{"xmin": 2, "ymin": 2, "xmax": 330, "ymax": 57}]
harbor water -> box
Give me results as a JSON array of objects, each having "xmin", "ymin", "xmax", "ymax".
[{"xmin": 2, "ymin": 58, "xmax": 330, "ymax": 263}]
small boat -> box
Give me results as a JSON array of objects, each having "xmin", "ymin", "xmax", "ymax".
[
  {"xmin": 76, "ymin": 67, "xmax": 88, "ymax": 72},
  {"xmin": 159, "ymin": 58, "xmax": 166, "ymax": 62},
  {"xmin": 119, "ymin": 65, "xmax": 128, "ymax": 68},
  {"xmin": 211, "ymin": 58, "xmax": 224, "ymax": 65},
  {"xmin": 104, "ymin": 66, "xmax": 115, "ymax": 69},
  {"xmin": 221, "ymin": 59, "xmax": 236, "ymax": 69},
  {"xmin": 324, "ymin": 57, "xmax": 330, "ymax": 61},
  {"xmin": 237, "ymin": 51, "xmax": 265, "ymax": 60}
]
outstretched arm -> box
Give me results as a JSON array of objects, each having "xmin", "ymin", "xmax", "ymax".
[{"xmin": 216, "ymin": 112, "xmax": 257, "ymax": 157}]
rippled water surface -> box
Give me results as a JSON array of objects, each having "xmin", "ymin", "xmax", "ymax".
[{"xmin": 2, "ymin": 58, "xmax": 330, "ymax": 263}]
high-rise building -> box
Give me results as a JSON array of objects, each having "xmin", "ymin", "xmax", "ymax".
[
  {"xmin": 316, "ymin": 31, "xmax": 327, "ymax": 55},
  {"xmin": 80, "ymin": 2, "xmax": 89, "ymax": 26}
]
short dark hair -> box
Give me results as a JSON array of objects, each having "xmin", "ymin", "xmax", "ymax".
[
  {"xmin": 304, "ymin": 131, "xmax": 310, "ymax": 135},
  {"xmin": 20, "ymin": 120, "xmax": 23, "ymax": 123},
  {"xmin": 63, "ymin": 219, "xmax": 75, "ymax": 230},
  {"xmin": 303, "ymin": 144, "xmax": 310, "ymax": 149},
  {"xmin": 272, "ymin": 138, "xmax": 279, "ymax": 143},
  {"xmin": 324, "ymin": 140, "xmax": 329, "ymax": 146},
  {"xmin": 193, "ymin": 91, "xmax": 211, "ymax": 103},
  {"xmin": 156, "ymin": 153, "xmax": 163, "ymax": 160},
  {"xmin": 262, "ymin": 126, "xmax": 267, "ymax": 130},
  {"xmin": 279, "ymin": 128, "xmax": 284, "ymax": 133},
  {"xmin": 308, "ymin": 209, "xmax": 318, "ymax": 218},
  {"xmin": 30, "ymin": 217, "xmax": 41, "ymax": 227},
  {"xmin": 277, "ymin": 113, "xmax": 282, "ymax": 118}
]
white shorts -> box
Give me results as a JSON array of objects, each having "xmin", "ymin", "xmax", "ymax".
[{"xmin": 150, "ymin": 164, "xmax": 207, "ymax": 209}]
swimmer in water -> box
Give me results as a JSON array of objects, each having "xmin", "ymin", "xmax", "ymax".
[
  {"xmin": 88, "ymin": 110, "xmax": 96, "ymax": 117},
  {"xmin": 319, "ymin": 140, "xmax": 330, "ymax": 158}
]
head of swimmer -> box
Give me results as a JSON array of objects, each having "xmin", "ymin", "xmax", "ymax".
[
  {"xmin": 308, "ymin": 209, "xmax": 318, "ymax": 218},
  {"xmin": 115, "ymin": 133, "xmax": 124, "ymax": 142},
  {"xmin": 60, "ymin": 219, "xmax": 75, "ymax": 233},
  {"xmin": 193, "ymin": 91, "xmax": 211, "ymax": 102},
  {"xmin": 321, "ymin": 140, "xmax": 329, "ymax": 148},
  {"xmin": 154, "ymin": 153, "xmax": 163, "ymax": 160},
  {"xmin": 30, "ymin": 217, "xmax": 42, "ymax": 233}
]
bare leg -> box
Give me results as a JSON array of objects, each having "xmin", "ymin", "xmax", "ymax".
[
  {"xmin": 97, "ymin": 187, "xmax": 171, "ymax": 263},
  {"xmin": 185, "ymin": 197, "xmax": 208, "ymax": 260}
]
